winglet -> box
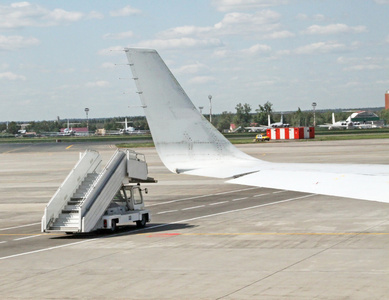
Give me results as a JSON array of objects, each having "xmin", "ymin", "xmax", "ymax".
[{"xmin": 125, "ymin": 48, "xmax": 259, "ymax": 178}]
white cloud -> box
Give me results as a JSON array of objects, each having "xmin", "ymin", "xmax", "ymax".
[
  {"xmin": 295, "ymin": 41, "xmax": 347, "ymax": 55},
  {"xmin": 214, "ymin": 11, "xmax": 281, "ymax": 35},
  {"xmin": 85, "ymin": 81, "xmax": 110, "ymax": 88},
  {"xmin": 212, "ymin": 44, "xmax": 271, "ymax": 58},
  {"xmin": 263, "ymin": 30, "xmax": 294, "ymax": 39},
  {"xmin": 110, "ymin": 5, "xmax": 141, "ymax": 17},
  {"xmin": 344, "ymin": 64, "xmax": 382, "ymax": 71},
  {"xmin": 103, "ymin": 31, "xmax": 134, "ymax": 40},
  {"xmin": 160, "ymin": 11, "xmax": 282, "ymax": 39},
  {"xmin": 46, "ymin": 8, "xmax": 83, "ymax": 22},
  {"xmin": 98, "ymin": 46, "xmax": 124, "ymax": 56},
  {"xmin": 303, "ymin": 24, "xmax": 367, "ymax": 35},
  {"xmin": 174, "ymin": 62, "xmax": 209, "ymax": 74},
  {"xmin": 156, "ymin": 10, "xmax": 291, "ymax": 49},
  {"xmin": 212, "ymin": 0, "xmax": 288, "ymax": 12},
  {"xmin": 188, "ymin": 76, "xmax": 216, "ymax": 84},
  {"xmin": 87, "ymin": 11, "xmax": 104, "ymax": 19},
  {"xmin": 213, "ymin": 49, "xmax": 228, "ymax": 57},
  {"xmin": 241, "ymin": 44, "xmax": 271, "ymax": 55},
  {"xmin": 0, "ymin": 71, "xmax": 26, "ymax": 80},
  {"xmin": 376, "ymin": 80, "xmax": 389, "ymax": 85},
  {"xmin": 101, "ymin": 62, "xmax": 116, "ymax": 69},
  {"xmin": 296, "ymin": 13, "xmax": 326, "ymax": 22},
  {"xmin": 58, "ymin": 68, "xmax": 75, "ymax": 74},
  {"xmin": 137, "ymin": 38, "xmax": 224, "ymax": 50},
  {"xmin": 337, "ymin": 56, "xmax": 386, "ymax": 71},
  {"xmin": 0, "ymin": 35, "xmax": 39, "ymax": 50},
  {"xmin": 0, "ymin": 2, "xmax": 92, "ymax": 29},
  {"xmin": 158, "ymin": 26, "xmax": 212, "ymax": 39}
]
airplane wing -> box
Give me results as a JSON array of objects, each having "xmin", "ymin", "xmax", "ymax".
[{"xmin": 125, "ymin": 48, "xmax": 389, "ymax": 203}]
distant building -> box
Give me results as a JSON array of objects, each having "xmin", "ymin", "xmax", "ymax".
[
  {"xmin": 349, "ymin": 111, "xmax": 379, "ymax": 123},
  {"xmin": 386, "ymin": 90, "xmax": 389, "ymax": 110},
  {"xmin": 349, "ymin": 111, "xmax": 384, "ymax": 127}
]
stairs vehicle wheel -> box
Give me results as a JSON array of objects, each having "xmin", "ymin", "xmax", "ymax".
[
  {"xmin": 136, "ymin": 214, "xmax": 147, "ymax": 228},
  {"xmin": 111, "ymin": 220, "xmax": 118, "ymax": 232}
]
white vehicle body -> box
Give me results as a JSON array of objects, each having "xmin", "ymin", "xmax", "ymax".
[
  {"xmin": 97, "ymin": 185, "xmax": 150, "ymax": 231},
  {"xmin": 124, "ymin": 48, "xmax": 389, "ymax": 203}
]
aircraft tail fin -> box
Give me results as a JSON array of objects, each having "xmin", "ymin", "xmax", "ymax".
[
  {"xmin": 125, "ymin": 48, "xmax": 258, "ymax": 177},
  {"xmin": 332, "ymin": 113, "xmax": 335, "ymax": 124}
]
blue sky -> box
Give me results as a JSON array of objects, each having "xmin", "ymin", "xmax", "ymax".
[{"xmin": 1, "ymin": 0, "xmax": 389, "ymax": 122}]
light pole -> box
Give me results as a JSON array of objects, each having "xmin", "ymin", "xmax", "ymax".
[
  {"xmin": 199, "ymin": 106, "xmax": 204, "ymax": 114},
  {"xmin": 312, "ymin": 102, "xmax": 317, "ymax": 127},
  {"xmin": 84, "ymin": 107, "xmax": 89, "ymax": 135},
  {"xmin": 208, "ymin": 95, "xmax": 212, "ymax": 123}
]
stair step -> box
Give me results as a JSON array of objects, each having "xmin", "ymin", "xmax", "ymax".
[
  {"xmin": 53, "ymin": 218, "xmax": 79, "ymax": 226},
  {"xmin": 62, "ymin": 209, "xmax": 79, "ymax": 214},
  {"xmin": 64, "ymin": 204, "xmax": 80, "ymax": 210},
  {"xmin": 69, "ymin": 199, "xmax": 82, "ymax": 205},
  {"xmin": 56, "ymin": 214, "xmax": 78, "ymax": 220},
  {"xmin": 48, "ymin": 226, "xmax": 79, "ymax": 232}
]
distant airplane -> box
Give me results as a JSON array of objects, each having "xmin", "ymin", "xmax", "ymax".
[
  {"xmin": 244, "ymin": 114, "xmax": 290, "ymax": 132},
  {"xmin": 117, "ymin": 118, "xmax": 136, "ymax": 134},
  {"xmin": 116, "ymin": 118, "xmax": 149, "ymax": 135},
  {"xmin": 15, "ymin": 123, "xmax": 36, "ymax": 137},
  {"xmin": 125, "ymin": 48, "xmax": 388, "ymax": 203},
  {"xmin": 59, "ymin": 120, "xmax": 79, "ymax": 136},
  {"xmin": 318, "ymin": 113, "xmax": 355, "ymax": 130},
  {"xmin": 269, "ymin": 114, "xmax": 290, "ymax": 128}
]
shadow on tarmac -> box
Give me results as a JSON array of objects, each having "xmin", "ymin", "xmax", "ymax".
[{"xmin": 50, "ymin": 223, "xmax": 195, "ymax": 240}]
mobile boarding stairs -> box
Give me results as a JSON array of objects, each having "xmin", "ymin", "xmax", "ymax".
[{"xmin": 42, "ymin": 149, "xmax": 155, "ymax": 233}]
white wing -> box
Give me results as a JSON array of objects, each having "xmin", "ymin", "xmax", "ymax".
[{"xmin": 125, "ymin": 48, "xmax": 389, "ymax": 203}]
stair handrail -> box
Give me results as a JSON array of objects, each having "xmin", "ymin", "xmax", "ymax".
[
  {"xmin": 41, "ymin": 150, "xmax": 102, "ymax": 232},
  {"xmin": 79, "ymin": 149, "xmax": 127, "ymax": 231}
]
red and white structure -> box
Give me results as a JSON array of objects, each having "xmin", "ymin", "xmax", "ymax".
[{"xmin": 266, "ymin": 127, "xmax": 315, "ymax": 140}]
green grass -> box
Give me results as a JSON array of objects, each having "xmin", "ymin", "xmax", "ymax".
[
  {"xmin": 2, "ymin": 129, "xmax": 389, "ymax": 148},
  {"xmin": 116, "ymin": 142, "xmax": 155, "ymax": 148}
]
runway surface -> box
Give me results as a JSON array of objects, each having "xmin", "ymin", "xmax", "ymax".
[{"xmin": 1, "ymin": 140, "xmax": 388, "ymax": 299}]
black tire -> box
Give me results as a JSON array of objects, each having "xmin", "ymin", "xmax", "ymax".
[
  {"xmin": 136, "ymin": 214, "xmax": 147, "ymax": 228},
  {"xmin": 111, "ymin": 220, "xmax": 117, "ymax": 232}
]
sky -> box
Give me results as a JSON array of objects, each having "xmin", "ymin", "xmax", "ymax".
[{"xmin": 1, "ymin": 0, "xmax": 389, "ymax": 122}]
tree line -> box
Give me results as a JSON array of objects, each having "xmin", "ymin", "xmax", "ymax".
[
  {"xmin": 1, "ymin": 102, "xmax": 388, "ymax": 135},
  {"xmin": 211, "ymin": 102, "xmax": 389, "ymax": 132}
]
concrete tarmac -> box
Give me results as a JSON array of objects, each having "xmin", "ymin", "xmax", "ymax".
[{"xmin": 0, "ymin": 139, "xmax": 388, "ymax": 299}]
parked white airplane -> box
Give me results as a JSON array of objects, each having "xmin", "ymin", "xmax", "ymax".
[
  {"xmin": 245, "ymin": 114, "xmax": 289, "ymax": 132},
  {"xmin": 59, "ymin": 120, "xmax": 79, "ymax": 136},
  {"xmin": 117, "ymin": 118, "xmax": 136, "ymax": 134},
  {"xmin": 116, "ymin": 118, "xmax": 149, "ymax": 135},
  {"xmin": 125, "ymin": 48, "xmax": 388, "ymax": 203},
  {"xmin": 269, "ymin": 114, "xmax": 290, "ymax": 128},
  {"xmin": 319, "ymin": 113, "xmax": 355, "ymax": 130}
]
